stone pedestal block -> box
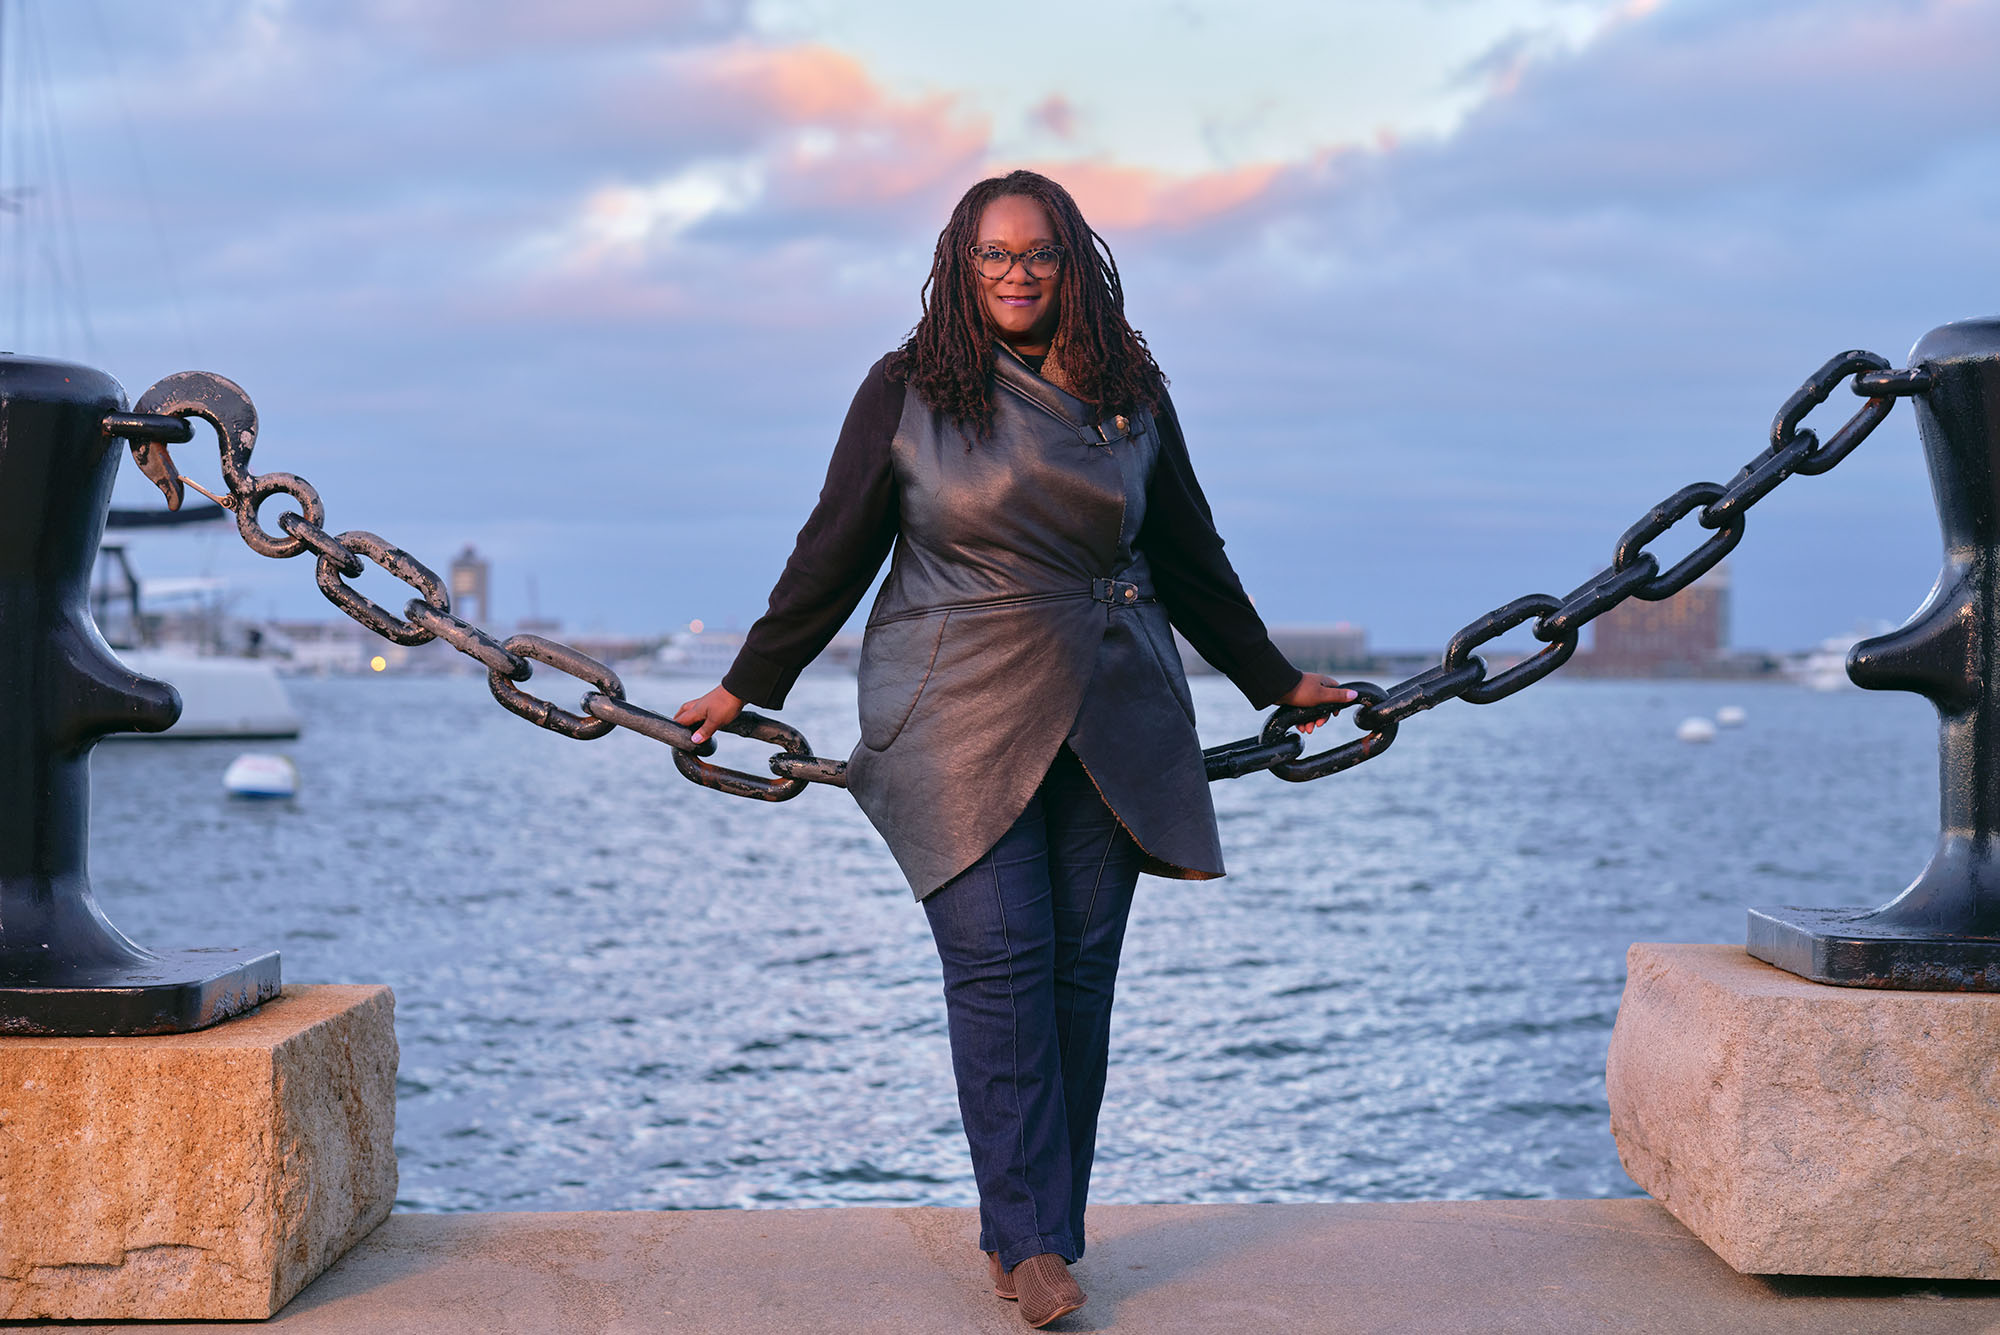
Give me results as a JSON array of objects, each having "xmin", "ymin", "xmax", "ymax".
[
  {"xmin": 1608, "ymin": 944, "xmax": 2000, "ymax": 1278},
  {"xmin": 0, "ymin": 984, "xmax": 397, "ymax": 1319}
]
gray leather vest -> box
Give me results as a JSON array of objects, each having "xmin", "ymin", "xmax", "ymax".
[{"xmin": 846, "ymin": 348, "xmax": 1224, "ymax": 899}]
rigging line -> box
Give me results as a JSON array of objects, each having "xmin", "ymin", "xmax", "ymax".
[
  {"xmin": 0, "ymin": 0, "xmax": 15, "ymax": 353},
  {"xmin": 5, "ymin": 0, "xmax": 29, "ymax": 356},
  {"xmin": 78, "ymin": 0, "xmax": 199, "ymax": 364},
  {"xmin": 17, "ymin": 0, "xmax": 54, "ymax": 355},
  {"xmin": 13, "ymin": 0, "xmax": 49, "ymax": 356},
  {"xmin": 9, "ymin": 0, "xmax": 28, "ymax": 357},
  {"xmin": 24, "ymin": 0, "xmax": 96, "ymax": 361},
  {"xmin": 10, "ymin": 5, "xmax": 27, "ymax": 357},
  {"xmin": 9, "ymin": 4, "xmax": 31, "ymax": 357}
]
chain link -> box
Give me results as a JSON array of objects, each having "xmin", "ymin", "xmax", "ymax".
[
  {"xmin": 1265, "ymin": 685, "xmax": 1397, "ymax": 782},
  {"xmin": 671, "ymin": 710, "xmax": 814, "ymax": 802},
  {"xmin": 1448, "ymin": 594, "xmax": 1574, "ymax": 704},
  {"xmin": 489, "ymin": 635, "xmax": 624, "ymax": 739},
  {"xmin": 1200, "ymin": 347, "xmax": 1923, "ymax": 780},
  {"xmin": 120, "ymin": 348, "xmax": 1927, "ymax": 798},
  {"xmin": 313, "ymin": 530, "xmax": 447, "ymax": 645}
]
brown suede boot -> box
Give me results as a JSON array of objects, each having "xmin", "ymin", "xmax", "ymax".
[
  {"xmin": 1011, "ymin": 1252, "xmax": 1084, "ymax": 1328},
  {"xmin": 987, "ymin": 1251, "xmax": 1017, "ymax": 1300}
]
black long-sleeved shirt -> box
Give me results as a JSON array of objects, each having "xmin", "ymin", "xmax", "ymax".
[{"xmin": 722, "ymin": 357, "xmax": 1302, "ymax": 711}]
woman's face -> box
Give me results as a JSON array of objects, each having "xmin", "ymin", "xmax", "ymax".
[{"xmin": 974, "ymin": 194, "xmax": 1061, "ymax": 356}]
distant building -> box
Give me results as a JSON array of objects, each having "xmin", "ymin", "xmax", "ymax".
[
  {"xmin": 651, "ymin": 630, "xmax": 746, "ymax": 678},
  {"xmin": 450, "ymin": 545, "xmax": 491, "ymax": 625},
  {"xmin": 819, "ymin": 633, "xmax": 864, "ymax": 671},
  {"xmin": 1568, "ymin": 564, "xmax": 1768, "ymax": 677},
  {"xmin": 268, "ymin": 618, "xmax": 376, "ymax": 674},
  {"xmin": 562, "ymin": 632, "xmax": 657, "ymax": 667},
  {"xmin": 1269, "ymin": 623, "xmax": 1370, "ymax": 673},
  {"xmin": 1180, "ymin": 622, "xmax": 1369, "ymax": 676}
]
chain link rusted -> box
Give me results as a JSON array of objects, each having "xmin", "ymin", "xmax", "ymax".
[
  {"xmin": 117, "ymin": 372, "xmax": 837, "ymax": 799},
  {"xmin": 117, "ymin": 350, "xmax": 1932, "ymax": 798}
]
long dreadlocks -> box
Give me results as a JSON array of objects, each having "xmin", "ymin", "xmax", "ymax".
[{"xmin": 888, "ymin": 171, "xmax": 1164, "ymax": 430}]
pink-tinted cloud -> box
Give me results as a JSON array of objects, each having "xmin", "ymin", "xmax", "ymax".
[
  {"xmin": 689, "ymin": 41, "xmax": 889, "ymax": 126},
  {"xmin": 609, "ymin": 42, "xmax": 992, "ymax": 213},
  {"xmin": 696, "ymin": 48, "xmax": 1287, "ymax": 232},
  {"xmin": 1016, "ymin": 159, "xmax": 1285, "ymax": 231},
  {"xmin": 720, "ymin": 46, "xmax": 991, "ymax": 212},
  {"xmin": 595, "ymin": 41, "xmax": 1297, "ymax": 241},
  {"xmin": 1029, "ymin": 94, "xmax": 1078, "ymax": 140}
]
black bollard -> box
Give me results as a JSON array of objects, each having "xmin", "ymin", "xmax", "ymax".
[
  {"xmin": 1749, "ymin": 316, "xmax": 2000, "ymax": 989},
  {"xmin": 0, "ymin": 353, "xmax": 280, "ymax": 1034}
]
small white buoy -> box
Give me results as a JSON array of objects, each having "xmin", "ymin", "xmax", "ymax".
[
  {"xmin": 224, "ymin": 753, "xmax": 298, "ymax": 799},
  {"xmin": 1716, "ymin": 705, "xmax": 1747, "ymax": 727},
  {"xmin": 1676, "ymin": 717, "xmax": 1718, "ymax": 744}
]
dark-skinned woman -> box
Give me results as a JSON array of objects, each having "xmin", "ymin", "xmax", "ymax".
[{"xmin": 676, "ymin": 170, "xmax": 1352, "ymax": 1329}]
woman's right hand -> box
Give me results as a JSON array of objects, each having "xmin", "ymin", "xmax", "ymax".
[
  {"xmin": 673, "ymin": 684, "xmax": 745, "ymax": 745},
  {"xmin": 1276, "ymin": 673, "xmax": 1360, "ymax": 734}
]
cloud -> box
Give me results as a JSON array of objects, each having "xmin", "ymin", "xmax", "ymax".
[
  {"xmin": 35, "ymin": 0, "xmax": 2000, "ymax": 655},
  {"xmin": 1029, "ymin": 95, "xmax": 1077, "ymax": 141},
  {"xmin": 285, "ymin": 0, "xmax": 744, "ymax": 57},
  {"xmin": 1100, "ymin": 0, "xmax": 2000, "ymax": 647},
  {"xmin": 699, "ymin": 41, "xmax": 885, "ymax": 124},
  {"xmin": 525, "ymin": 160, "xmax": 768, "ymax": 272},
  {"xmin": 523, "ymin": 39, "xmax": 1290, "ymax": 279},
  {"xmin": 1024, "ymin": 160, "xmax": 1288, "ymax": 232},
  {"xmin": 512, "ymin": 41, "xmax": 987, "ymax": 280}
]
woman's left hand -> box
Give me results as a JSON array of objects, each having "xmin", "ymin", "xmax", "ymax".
[{"xmin": 1275, "ymin": 674, "xmax": 1359, "ymax": 734}]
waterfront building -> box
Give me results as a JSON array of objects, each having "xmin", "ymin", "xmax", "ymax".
[
  {"xmin": 267, "ymin": 618, "xmax": 377, "ymax": 674},
  {"xmin": 1180, "ymin": 622, "xmax": 1370, "ymax": 677},
  {"xmin": 651, "ymin": 629, "xmax": 747, "ymax": 678},
  {"xmin": 450, "ymin": 546, "xmax": 492, "ymax": 625},
  {"xmin": 1269, "ymin": 623, "xmax": 1370, "ymax": 674},
  {"xmin": 1568, "ymin": 564, "xmax": 1772, "ymax": 677}
]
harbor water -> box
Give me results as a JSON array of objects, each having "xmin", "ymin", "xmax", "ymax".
[{"xmin": 92, "ymin": 673, "xmax": 1936, "ymax": 1213}]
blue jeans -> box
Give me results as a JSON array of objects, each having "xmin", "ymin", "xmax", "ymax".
[{"xmin": 922, "ymin": 745, "xmax": 1143, "ymax": 1270}]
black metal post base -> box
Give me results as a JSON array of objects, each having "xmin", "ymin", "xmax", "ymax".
[
  {"xmin": 0, "ymin": 947, "xmax": 281, "ymax": 1036},
  {"xmin": 1747, "ymin": 907, "xmax": 2000, "ymax": 991}
]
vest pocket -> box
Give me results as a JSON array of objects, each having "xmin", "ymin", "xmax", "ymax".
[
  {"xmin": 858, "ymin": 611, "xmax": 950, "ymax": 751},
  {"xmin": 1134, "ymin": 611, "xmax": 1198, "ymax": 726}
]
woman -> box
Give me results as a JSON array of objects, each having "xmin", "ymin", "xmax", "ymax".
[{"xmin": 676, "ymin": 170, "xmax": 1352, "ymax": 1328}]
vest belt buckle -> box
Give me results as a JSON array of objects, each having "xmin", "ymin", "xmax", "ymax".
[{"xmin": 1093, "ymin": 578, "xmax": 1143, "ymax": 605}]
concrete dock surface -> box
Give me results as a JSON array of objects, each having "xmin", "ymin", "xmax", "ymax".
[{"xmin": 22, "ymin": 1200, "xmax": 2000, "ymax": 1333}]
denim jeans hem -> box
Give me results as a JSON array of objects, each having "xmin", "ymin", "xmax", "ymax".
[
  {"xmin": 995, "ymin": 1233, "xmax": 1081, "ymax": 1271},
  {"xmin": 980, "ymin": 1227, "xmax": 1087, "ymax": 1260}
]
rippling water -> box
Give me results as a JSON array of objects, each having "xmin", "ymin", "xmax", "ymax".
[{"xmin": 90, "ymin": 672, "xmax": 1936, "ymax": 1212}]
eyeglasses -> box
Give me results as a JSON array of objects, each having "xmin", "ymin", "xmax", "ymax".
[{"xmin": 969, "ymin": 244, "xmax": 1064, "ymax": 281}]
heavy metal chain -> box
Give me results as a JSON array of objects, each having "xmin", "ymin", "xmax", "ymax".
[{"xmin": 103, "ymin": 352, "xmax": 1933, "ymax": 802}]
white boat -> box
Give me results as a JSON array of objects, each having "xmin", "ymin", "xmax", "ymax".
[
  {"xmin": 223, "ymin": 753, "xmax": 299, "ymax": 799},
  {"xmin": 92, "ymin": 539, "xmax": 303, "ymax": 741},
  {"xmin": 1791, "ymin": 633, "xmax": 1867, "ymax": 692},
  {"xmin": 648, "ymin": 629, "xmax": 748, "ymax": 678},
  {"xmin": 113, "ymin": 650, "xmax": 302, "ymax": 740},
  {"xmin": 1676, "ymin": 717, "xmax": 1718, "ymax": 744}
]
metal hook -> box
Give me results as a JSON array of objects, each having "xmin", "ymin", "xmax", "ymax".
[{"xmin": 102, "ymin": 410, "xmax": 196, "ymax": 510}]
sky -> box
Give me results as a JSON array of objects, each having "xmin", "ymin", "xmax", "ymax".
[{"xmin": 14, "ymin": 0, "xmax": 2000, "ymax": 653}]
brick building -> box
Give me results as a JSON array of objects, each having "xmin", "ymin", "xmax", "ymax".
[{"xmin": 1569, "ymin": 565, "xmax": 1733, "ymax": 677}]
